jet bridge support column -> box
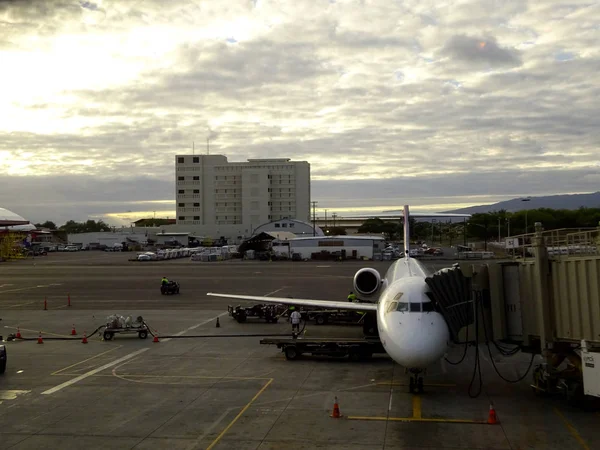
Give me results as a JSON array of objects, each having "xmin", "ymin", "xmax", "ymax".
[{"xmin": 532, "ymin": 222, "xmax": 554, "ymax": 358}]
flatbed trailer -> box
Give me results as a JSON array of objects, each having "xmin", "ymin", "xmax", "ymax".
[{"xmin": 260, "ymin": 336, "xmax": 386, "ymax": 361}]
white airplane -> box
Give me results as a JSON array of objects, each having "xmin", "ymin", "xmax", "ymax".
[{"xmin": 207, "ymin": 205, "xmax": 461, "ymax": 393}]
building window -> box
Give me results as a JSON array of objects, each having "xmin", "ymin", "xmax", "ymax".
[
  {"xmin": 275, "ymin": 223, "xmax": 280, "ymax": 228},
  {"xmin": 289, "ymin": 223, "xmax": 295, "ymax": 228},
  {"xmin": 193, "ymin": 157, "xmax": 199, "ymax": 163},
  {"xmin": 178, "ymin": 203, "xmax": 185, "ymax": 207},
  {"xmin": 193, "ymin": 189, "xmax": 199, "ymax": 193},
  {"xmin": 193, "ymin": 216, "xmax": 200, "ymax": 220},
  {"xmin": 178, "ymin": 190, "xmax": 185, "ymax": 194},
  {"xmin": 178, "ymin": 157, "xmax": 184, "ymax": 163},
  {"xmin": 178, "ymin": 216, "xmax": 185, "ymax": 220},
  {"xmin": 193, "ymin": 176, "xmax": 199, "ymax": 180},
  {"xmin": 178, "ymin": 176, "xmax": 184, "ymax": 181},
  {"xmin": 193, "ymin": 203, "xmax": 200, "ymax": 207}
]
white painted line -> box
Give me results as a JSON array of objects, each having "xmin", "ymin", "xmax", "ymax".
[
  {"xmin": 316, "ymin": 265, "xmax": 331, "ymax": 268},
  {"xmin": 263, "ymin": 287, "xmax": 286, "ymax": 297},
  {"xmin": 5, "ymin": 301, "xmax": 38, "ymax": 308},
  {"xmin": 161, "ymin": 312, "xmax": 229, "ymax": 343},
  {"xmin": 41, "ymin": 348, "xmax": 149, "ymax": 395}
]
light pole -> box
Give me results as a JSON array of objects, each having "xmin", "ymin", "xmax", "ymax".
[{"xmin": 521, "ymin": 197, "xmax": 531, "ymax": 234}]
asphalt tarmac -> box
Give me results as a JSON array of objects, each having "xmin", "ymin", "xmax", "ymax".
[{"xmin": 0, "ymin": 252, "xmax": 598, "ymax": 449}]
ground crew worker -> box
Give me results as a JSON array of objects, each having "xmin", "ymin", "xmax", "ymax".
[
  {"xmin": 347, "ymin": 291, "xmax": 357, "ymax": 302},
  {"xmin": 161, "ymin": 276, "xmax": 169, "ymax": 286},
  {"xmin": 289, "ymin": 307, "xmax": 302, "ymax": 333}
]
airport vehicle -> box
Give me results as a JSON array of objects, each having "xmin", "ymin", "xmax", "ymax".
[
  {"xmin": 208, "ymin": 205, "xmax": 467, "ymax": 393},
  {"xmin": 161, "ymin": 280, "xmax": 180, "ymax": 295},
  {"xmin": 260, "ymin": 336, "xmax": 386, "ymax": 361},
  {"xmin": 0, "ymin": 343, "xmax": 6, "ymax": 374},
  {"xmin": 228, "ymin": 303, "xmax": 286, "ymax": 323},
  {"xmin": 101, "ymin": 315, "xmax": 150, "ymax": 341}
]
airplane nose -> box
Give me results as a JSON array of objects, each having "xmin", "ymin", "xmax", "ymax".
[{"xmin": 384, "ymin": 312, "xmax": 449, "ymax": 369}]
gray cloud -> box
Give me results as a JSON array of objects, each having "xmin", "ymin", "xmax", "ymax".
[
  {"xmin": 1, "ymin": 0, "xmax": 599, "ymax": 224},
  {"xmin": 441, "ymin": 35, "xmax": 522, "ymax": 68}
]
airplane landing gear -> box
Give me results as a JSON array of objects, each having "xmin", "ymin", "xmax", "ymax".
[{"xmin": 408, "ymin": 369, "xmax": 425, "ymax": 394}]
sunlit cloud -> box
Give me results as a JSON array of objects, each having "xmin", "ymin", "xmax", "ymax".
[{"xmin": 0, "ymin": 0, "xmax": 598, "ymax": 225}]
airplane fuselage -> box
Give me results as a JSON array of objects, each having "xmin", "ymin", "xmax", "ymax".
[{"xmin": 375, "ymin": 257, "xmax": 450, "ymax": 370}]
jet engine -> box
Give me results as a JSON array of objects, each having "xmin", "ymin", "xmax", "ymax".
[{"xmin": 353, "ymin": 268, "xmax": 382, "ymax": 297}]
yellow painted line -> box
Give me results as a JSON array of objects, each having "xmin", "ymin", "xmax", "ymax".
[
  {"xmin": 412, "ymin": 396, "xmax": 422, "ymax": 419},
  {"xmin": 51, "ymin": 346, "xmax": 123, "ymax": 375},
  {"xmin": 554, "ymin": 408, "xmax": 591, "ymax": 450},
  {"xmin": 55, "ymin": 373, "xmax": 272, "ymax": 381},
  {"xmin": 377, "ymin": 382, "xmax": 456, "ymax": 387},
  {"xmin": 0, "ymin": 284, "xmax": 62, "ymax": 295},
  {"xmin": 206, "ymin": 378, "xmax": 274, "ymax": 450},
  {"xmin": 347, "ymin": 416, "xmax": 489, "ymax": 424}
]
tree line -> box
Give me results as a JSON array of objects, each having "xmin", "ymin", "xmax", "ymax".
[
  {"xmin": 355, "ymin": 207, "xmax": 600, "ymax": 242},
  {"xmin": 33, "ymin": 207, "xmax": 600, "ymax": 242},
  {"xmin": 34, "ymin": 220, "xmax": 112, "ymax": 234}
]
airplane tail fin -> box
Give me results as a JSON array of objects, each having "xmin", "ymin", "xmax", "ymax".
[{"xmin": 403, "ymin": 204, "xmax": 410, "ymax": 258}]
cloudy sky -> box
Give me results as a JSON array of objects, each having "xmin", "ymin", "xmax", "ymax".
[{"xmin": 1, "ymin": 0, "xmax": 599, "ymax": 226}]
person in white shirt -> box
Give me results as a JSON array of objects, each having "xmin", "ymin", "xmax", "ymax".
[{"xmin": 289, "ymin": 308, "xmax": 302, "ymax": 333}]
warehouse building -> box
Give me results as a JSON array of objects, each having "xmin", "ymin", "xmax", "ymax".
[
  {"xmin": 252, "ymin": 218, "xmax": 323, "ymax": 237},
  {"xmin": 289, "ymin": 235, "xmax": 386, "ymax": 260}
]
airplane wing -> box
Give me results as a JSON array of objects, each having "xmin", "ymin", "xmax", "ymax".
[{"xmin": 206, "ymin": 293, "xmax": 378, "ymax": 312}]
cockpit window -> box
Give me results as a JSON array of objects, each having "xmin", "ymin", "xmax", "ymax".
[
  {"xmin": 397, "ymin": 302, "xmax": 409, "ymax": 312},
  {"xmin": 386, "ymin": 301, "xmax": 398, "ymax": 314},
  {"xmin": 410, "ymin": 302, "xmax": 422, "ymax": 312},
  {"xmin": 422, "ymin": 302, "xmax": 435, "ymax": 312}
]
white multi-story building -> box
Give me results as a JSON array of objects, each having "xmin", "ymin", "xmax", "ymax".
[{"xmin": 175, "ymin": 155, "xmax": 310, "ymax": 238}]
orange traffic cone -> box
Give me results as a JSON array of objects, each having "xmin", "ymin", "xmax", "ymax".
[
  {"xmin": 37, "ymin": 332, "xmax": 43, "ymax": 344},
  {"xmin": 330, "ymin": 396, "xmax": 342, "ymax": 418},
  {"xmin": 153, "ymin": 332, "xmax": 159, "ymax": 343},
  {"xmin": 81, "ymin": 332, "xmax": 88, "ymax": 344},
  {"xmin": 71, "ymin": 324, "xmax": 77, "ymax": 335},
  {"xmin": 487, "ymin": 404, "xmax": 498, "ymax": 424},
  {"xmin": 16, "ymin": 327, "xmax": 22, "ymax": 339}
]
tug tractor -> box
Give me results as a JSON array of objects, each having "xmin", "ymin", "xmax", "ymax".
[{"xmin": 161, "ymin": 280, "xmax": 180, "ymax": 295}]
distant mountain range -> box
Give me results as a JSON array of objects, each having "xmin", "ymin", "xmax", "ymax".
[{"xmin": 444, "ymin": 192, "xmax": 600, "ymax": 215}]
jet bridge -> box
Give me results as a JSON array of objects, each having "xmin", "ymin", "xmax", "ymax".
[
  {"xmin": 425, "ymin": 265, "xmax": 476, "ymax": 344},
  {"xmin": 437, "ymin": 222, "xmax": 600, "ymax": 404}
]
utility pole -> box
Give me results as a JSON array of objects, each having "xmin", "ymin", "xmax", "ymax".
[
  {"xmin": 332, "ymin": 213, "xmax": 337, "ymax": 228},
  {"xmin": 311, "ymin": 201, "xmax": 318, "ymax": 236},
  {"xmin": 324, "ymin": 209, "xmax": 328, "ymax": 230},
  {"xmin": 498, "ymin": 217, "xmax": 501, "ymax": 243}
]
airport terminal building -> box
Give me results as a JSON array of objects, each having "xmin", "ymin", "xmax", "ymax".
[{"xmin": 174, "ymin": 155, "xmax": 310, "ymax": 238}]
